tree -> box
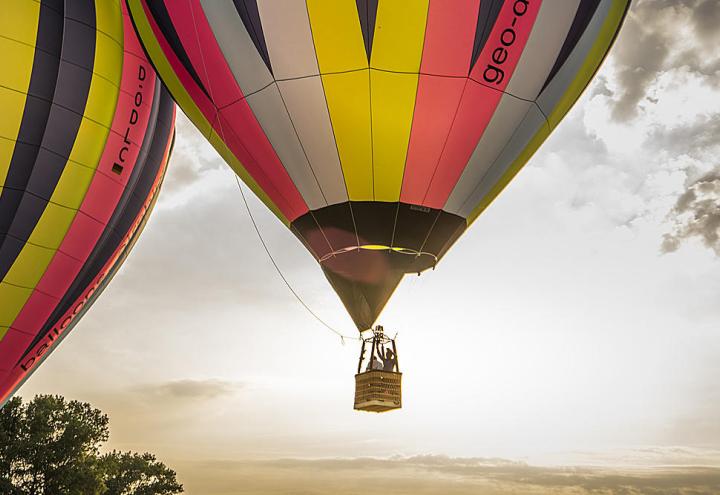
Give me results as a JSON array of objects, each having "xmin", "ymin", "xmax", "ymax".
[
  {"xmin": 0, "ymin": 395, "xmax": 182, "ymax": 495},
  {"xmin": 101, "ymin": 452, "xmax": 182, "ymax": 495}
]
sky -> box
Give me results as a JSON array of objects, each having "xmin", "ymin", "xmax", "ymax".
[{"xmin": 14, "ymin": 0, "xmax": 720, "ymax": 493}]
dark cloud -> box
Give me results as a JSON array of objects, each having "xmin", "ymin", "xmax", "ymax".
[
  {"xmin": 662, "ymin": 172, "xmax": 720, "ymax": 255},
  {"xmin": 611, "ymin": 11, "xmax": 671, "ymax": 121},
  {"xmin": 171, "ymin": 456, "xmax": 720, "ymax": 495},
  {"xmin": 646, "ymin": 113, "xmax": 720, "ymax": 157},
  {"xmin": 615, "ymin": 13, "xmax": 720, "ymax": 258},
  {"xmin": 688, "ymin": 0, "xmax": 720, "ymax": 42},
  {"xmin": 645, "ymin": 115, "xmax": 720, "ymax": 257},
  {"xmin": 610, "ymin": 0, "xmax": 720, "ymax": 121}
]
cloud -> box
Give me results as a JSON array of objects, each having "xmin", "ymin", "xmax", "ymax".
[
  {"xmin": 610, "ymin": 8, "xmax": 671, "ymax": 121},
  {"xmin": 170, "ymin": 455, "xmax": 720, "ymax": 495},
  {"xmin": 686, "ymin": 0, "xmax": 720, "ymax": 44},
  {"xmin": 133, "ymin": 379, "xmax": 242, "ymax": 401},
  {"xmin": 646, "ymin": 113, "xmax": 720, "ymax": 157},
  {"xmin": 662, "ymin": 172, "xmax": 720, "ymax": 255},
  {"xmin": 605, "ymin": 2, "xmax": 720, "ymax": 256},
  {"xmin": 644, "ymin": 112, "xmax": 720, "ymax": 257},
  {"xmin": 81, "ymin": 379, "xmax": 245, "ymax": 452},
  {"xmin": 570, "ymin": 447, "xmax": 720, "ymax": 467},
  {"xmin": 160, "ymin": 112, "xmax": 225, "ymax": 196},
  {"xmin": 610, "ymin": 0, "xmax": 720, "ymax": 122},
  {"xmin": 112, "ymin": 167, "xmax": 320, "ymax": 315}
]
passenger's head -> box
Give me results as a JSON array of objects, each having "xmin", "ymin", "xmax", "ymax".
[{"xmin": 386, "ymin": 349, "xmax": 394, "ymax": 358}]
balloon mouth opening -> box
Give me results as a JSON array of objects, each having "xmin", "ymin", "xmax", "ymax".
[{"xmin": 319, "ymin": 244, "xmax": 438, "ymax": 266}]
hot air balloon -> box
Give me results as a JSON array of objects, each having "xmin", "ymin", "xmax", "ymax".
[
  {"xmin": 126, "ymin": 0, "xmax": 629, "ymax": 410},
  {"xmin": 0, "ymin": 0, "xmax": 176, "ymax": 407}
]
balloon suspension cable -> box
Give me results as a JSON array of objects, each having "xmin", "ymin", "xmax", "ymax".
[{"xmin": 233, "ymin": 175, "xmax": 360, "ymax": 344}]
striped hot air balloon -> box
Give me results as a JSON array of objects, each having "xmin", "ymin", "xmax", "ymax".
[
  {"xmin": 127, "ymin": 0, "xmax": 629, "ymax": 331},
  {"xmin": 0, "ymin": 0, "xmax": 175, "ymax": 406}
]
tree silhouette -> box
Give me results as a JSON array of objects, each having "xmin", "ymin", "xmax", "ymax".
[{"xmin": 0, "ymin": 395, "xmax": 182, "ymax": 495}]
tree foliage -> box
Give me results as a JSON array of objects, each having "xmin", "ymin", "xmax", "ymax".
[
  {"xmin": 102, "ymin": 451, "xmax": 182, "ymax": 495},
  {"xmin": 0, "ymin": 395, "xmax": 182, "ymax": 495}
]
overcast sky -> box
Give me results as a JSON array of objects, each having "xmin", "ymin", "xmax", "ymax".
[{"xmin": 16, "ymin": 0, "xmax": 720, "ymax": 493}]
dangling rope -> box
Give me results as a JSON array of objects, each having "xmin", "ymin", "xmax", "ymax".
[{"xmin": 233, "ymin": 175, "xmax": 360, "ymax": 343}]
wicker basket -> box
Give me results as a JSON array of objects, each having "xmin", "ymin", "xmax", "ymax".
[{"xmin": 354, "ymin": 370, "xmax": 402, "ymax": 412}]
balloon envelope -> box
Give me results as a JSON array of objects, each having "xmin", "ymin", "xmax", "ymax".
[
  {"xmin": 0, "ymin": 1, "xmax": 175, "ymax": 406},
  {"xmin": 127, "ymin": 0, "xmax": 629, "ymax": 330}
]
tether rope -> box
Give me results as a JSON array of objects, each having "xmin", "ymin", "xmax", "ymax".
[{"xmin": 233, "ymin": 175, "xmax": 360, "ymax": 343}]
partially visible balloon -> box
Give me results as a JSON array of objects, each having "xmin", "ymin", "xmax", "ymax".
[
  {"xmin": 0, "ymin": 1, "xmax": 175, "ymax": 406},
  {"xmin": 127, "ymin": 0, "xmax": 629, "ymax": 330}
]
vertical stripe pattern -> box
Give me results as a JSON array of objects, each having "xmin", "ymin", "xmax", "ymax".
[
  {"xmin": 127, "ymin": 0, "xmax": 631, "ymax": 330},
  {"xmin": 0, "ymin": 1, "xmax": 176, "ymax": 406}
]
